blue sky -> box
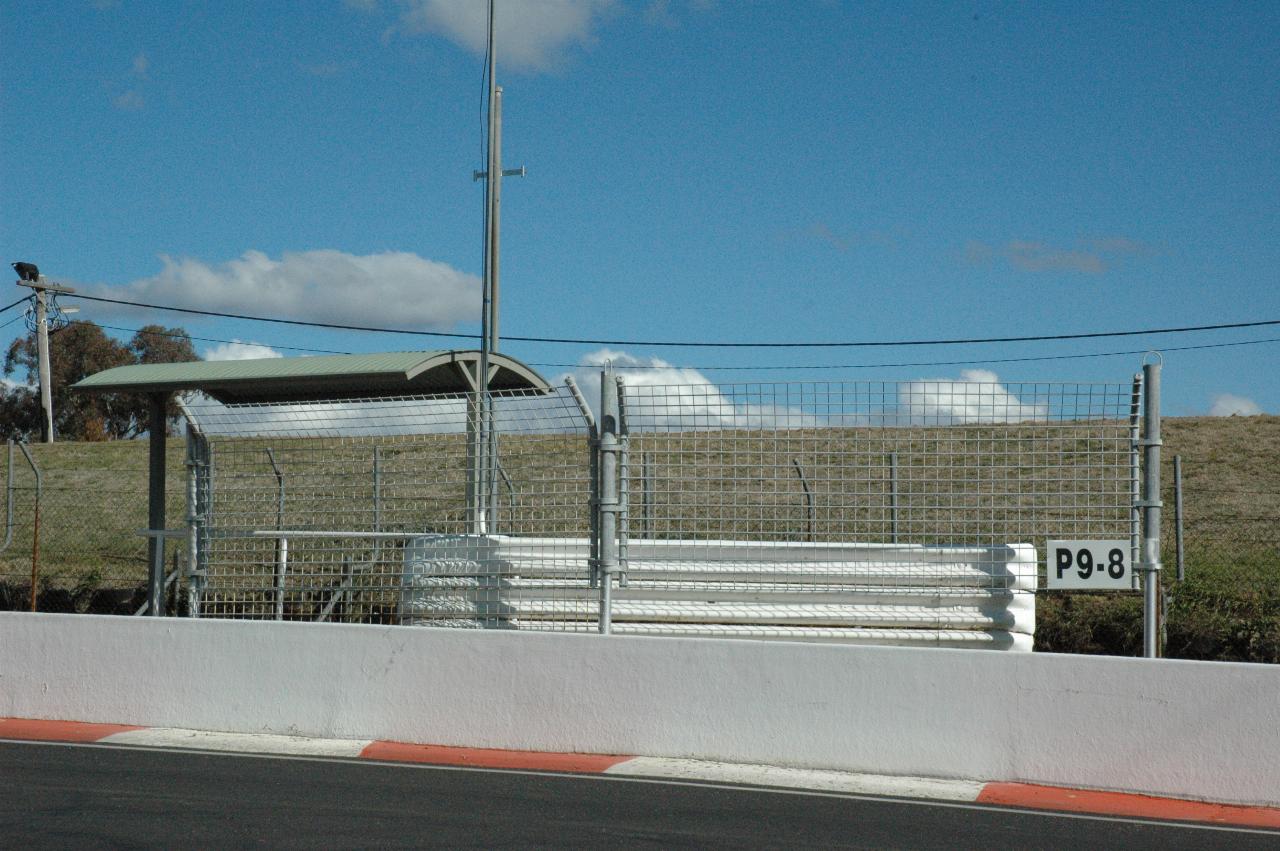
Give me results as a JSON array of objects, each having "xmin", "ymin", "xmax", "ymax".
[{"xmin": 3, "ymin": 1, "xmax": 1279, "ymax": 416}]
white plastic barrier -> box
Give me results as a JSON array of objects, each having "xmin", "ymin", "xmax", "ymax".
[
  {"xmin": 2, "ymin": 612, "xmax": 1278, "ymax": 806},
  {"xmin": 401, "ymin": 535, "xmax": 1036, "ymax": 650}
]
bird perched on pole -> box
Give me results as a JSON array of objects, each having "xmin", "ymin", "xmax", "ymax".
[{"xmin": 12, "ymin": 261, "xmax": 40, "ymax": 282}]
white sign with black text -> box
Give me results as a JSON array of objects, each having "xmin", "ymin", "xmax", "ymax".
[{"xmin": 1045, "ymin": 540, "xmax": 1132, "ymax": 590}]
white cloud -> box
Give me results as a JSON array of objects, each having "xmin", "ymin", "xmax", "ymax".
[
  {"xmin": 1209, "ymin": 393, "xmax": 1262, "ymax": 417},
  {"xmin": 964, "ymin": 237, "xmax": 1152, "ymax": 275},
  {"xmin": 561, "ymin": 355, "xmax": 1046, "ymax": 430},
  {"xmin": 89, "ymin": 249, "xmax": 479, "ymax": 329},
  {"xmin": 203, "ymin": 341, "xmax": 285, "ymax": 361},
  {"xmin": 395, "ymin": 0, "xmax": 615, "ymax": 71},
  {"xmin": 897, "ymin": 369, "xmax": 1048, "ymax": 424},
  {"xmin": 560, "ymin": 349, "xmax": 819, "ymax": 429}
]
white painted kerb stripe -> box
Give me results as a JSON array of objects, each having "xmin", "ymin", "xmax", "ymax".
[
  {"xmin": 605, "ymin": 757, "xmax": 984, "ymax": 802},
  {"xmin": 101, "ymin": 728, "xmax": 372, "ymax": 758}
]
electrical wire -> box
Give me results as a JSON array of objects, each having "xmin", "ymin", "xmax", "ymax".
[
  {"xmin": 0, "ymin": 295, "xmax": 32, "ymax": 314},
  {"xmin": 74, "ymin": 293, "xmax": 479, "ymax": 339},
  {"xmin": 71, "ymin": 291, "xmax": 1280, "ymax": 349},
  {"xmin": 69, "ymin": 320, "xmax": 351, "ymax": 355},
  {"xmin": 530, "ymin": 335, "xmax": 1280, "ymax": 372}
]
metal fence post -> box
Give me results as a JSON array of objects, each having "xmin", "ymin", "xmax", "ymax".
[
  {"xmin": 196, "ymin": 433, "xmax": 212, "ymax": 615},
  {"xmin": 274, "ymin": 536, "xmax": 289, "ymax": 620},
  {"xmin": 1, "ymin": 441, "xmax": 15, "ymax": 556},
  {"xmin": 372, "ymin": 446, "xmax": 383, "ymax": 564},
  {"xmin": 642, "ymin": 451, "xmax": 653, "ymax": 538},
  {"xmin": 598, "ymin": 368, "xmax": 621, "ymax": 635},
  {"xmin": 564, "ymin": 377, "xmax": 599, "ymax": 589},
  {"xmin": 889, "ymin": 451, "xmax": 899, "ymax": 544},
  {"xmin": 16, "ymin": 442, "xmax": 41, "ymax": 612},
  {"xmin": 1128, "ymin": 372, "xmax": 1143, "ymax": 592},
  {"xmin": 185, "ymin": 424, "xmax": 202, "ymax": 617},
  {"xmin": 1140, "ymin": 359, "xmax": 1163, "ymax": 658},
  {"xmin": 616, "ymin": 375, "xmax": 630, "ymax": 588},
  {"xmin": 147, "ymin": 394, "xmax": 168, "ymax": 616},
  {"xmin": 1174, "ymin": 455, "xmax": 1185, "ymax": 582},
  {"xmin": 792, "ymin": 459, "xmax": 815, "ymax": 542}
]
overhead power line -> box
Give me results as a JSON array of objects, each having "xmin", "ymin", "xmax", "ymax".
[
  {"xmin": 75, "ymin": 294, "xmax": 478, "ymax": 340},
  {"xmin": 531, "ymin": 334, "xmax": 1280, "ymax": 372},
  {"xmin": 70, "ymin": 292, "xmax": 1280, "ymax": 349},
  {"xmin": 75, "ymin": 321, "xmax": 351, "ymax": 355},
  {"xmin": 48, "ymin": 316, "xmax": 1280, "ymax": 373},
  {"xmin": 0, "ymin": 295, "xmax": 33, "ymax": 315}
]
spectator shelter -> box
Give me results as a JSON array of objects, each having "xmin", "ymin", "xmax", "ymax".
[{"xmin": 73, "ymin": 350, "xmax": 552, "ymax": 615}]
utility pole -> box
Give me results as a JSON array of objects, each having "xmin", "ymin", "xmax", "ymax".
[
  {"xmin": 14, "ymin": 266, "xmax": 76, "ymax": 444},
  {"xmin": 468, "ymin": 0, "xmax": 525, "ymax": 533}
]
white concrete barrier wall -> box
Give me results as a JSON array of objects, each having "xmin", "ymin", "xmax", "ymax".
[{"xmin": 1, "ymin": 612, "xmax": 1277, "ymax": 807}]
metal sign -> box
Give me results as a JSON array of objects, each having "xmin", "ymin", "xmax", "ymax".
[{"xmin": 1045, "ymin": 540, "xmax": 1132, "ymax": 590}]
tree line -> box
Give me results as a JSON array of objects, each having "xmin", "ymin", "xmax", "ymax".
[{"xmin": 1, "ymin": 322, "xmax": 197, "ymax": 441}]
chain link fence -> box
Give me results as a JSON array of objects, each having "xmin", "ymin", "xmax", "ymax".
[
  {"xmin": 181, "ymin": 387, "xmax": 594, "ymax": 628},
  {"xmin": 0, "ymin": 439, "xmax": 186, "ymax": 614}
]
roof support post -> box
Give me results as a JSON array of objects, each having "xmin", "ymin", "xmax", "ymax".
[{"xmin": 147, "ymin": 392, "xmax": 167, "ymax": 616}]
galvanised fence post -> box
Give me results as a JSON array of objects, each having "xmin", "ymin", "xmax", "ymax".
[
  {"xmin": 597, "ymin": 368, "xmax": 621, "ymax": 635},
  {"xmin": 1141, "ymin": 358, "xmax": 1163, "ymax": 658}
]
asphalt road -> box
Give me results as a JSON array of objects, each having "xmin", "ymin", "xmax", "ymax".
[{"xmin": 0, "ymin": 742, "xmax": 1274, "ymax": 849}]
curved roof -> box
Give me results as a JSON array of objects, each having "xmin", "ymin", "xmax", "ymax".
[{"xmin": 73, "ymin": 350, "xmax": 551, "ymax": 404}]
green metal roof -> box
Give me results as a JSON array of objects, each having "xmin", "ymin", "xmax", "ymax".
[{"xmin": 73, "ymin": 350, "xmax": 551, "ymax": 404}]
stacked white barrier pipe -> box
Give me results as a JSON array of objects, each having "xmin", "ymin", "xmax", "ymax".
[{"xmin": 401, "ymin": 536, "xmax": 1036, "ymax": 650}]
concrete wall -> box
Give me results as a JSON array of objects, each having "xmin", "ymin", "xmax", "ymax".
[{"xmin": 2, "ymin": 612, "xmax": 1277, "ymax": 807}]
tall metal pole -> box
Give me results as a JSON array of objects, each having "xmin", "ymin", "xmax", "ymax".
[
  {"xmin": 472, "ymin": 0, "xmax": 498, "ymax": 535},
  {"xmin": 1140, "ymin": 360, "xmax": 1163, "ymax": 658},
  {"xmin": 485, "ymin": 90, "xmax": 503, "ymax": 530},
  {"xmin": 490, "ymin": 86, "xmax": 503, "ymax": 352}
]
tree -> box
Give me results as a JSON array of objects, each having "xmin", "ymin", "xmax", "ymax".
[
  {"xmin": 130, "ymin": 324, "xmax": 197, "ymax": 365},
  {"xmin": 1, "ymin": 321, "xmax": 198, "ymax": 441}
]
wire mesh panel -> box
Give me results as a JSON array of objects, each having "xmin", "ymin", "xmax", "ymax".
[
  {"xmin": 0, "ymin": 440, "xmax": 184, "ymax": 615},
  {"xmin": 614, "ymin": 378, "xmax": 1135, "ymax": 649},
  {"xmin": 182, "ymin": 387, "xmax": 594, "ymax": 628}
]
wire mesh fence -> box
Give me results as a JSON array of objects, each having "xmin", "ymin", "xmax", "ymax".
[
  {"xmin": 619, "ymin": 379, "xmax": 1136, "ymax": 554},
  {"xmin": 0, "ymin": 439, "xmax": 186, "ymax": 614},
  {"xmin": 7, "ymin": 370, "xmax": 1271, "ymax": 657},
  {"xmin": 181, "ymin": 387, "xmax": 595, "ymax": 628},
  {"xmin": 603, "ymin": 377, "xmax": 1136, "ymax": 648}
]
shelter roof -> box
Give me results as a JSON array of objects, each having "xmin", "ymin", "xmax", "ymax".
[{"xmin": 73, "ymin": 350, "xmax": 550, "ymax": 404}]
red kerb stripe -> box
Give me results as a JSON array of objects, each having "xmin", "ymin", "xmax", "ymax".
[
  {"xmin": 0, "ymin": 718, "xmax": 144, "ymax": 743},
  {"xmin": 360, "ymin": 741, "xmax": 632, "ymax": 773},
  {"xmin": 978, "ymin": 782, "xmax": 1280, "ymax": 829}
]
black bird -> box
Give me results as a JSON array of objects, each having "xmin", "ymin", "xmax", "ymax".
[{"xmin": 12, "ymin": 262, "xmax": 39, "ymax": 282}]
